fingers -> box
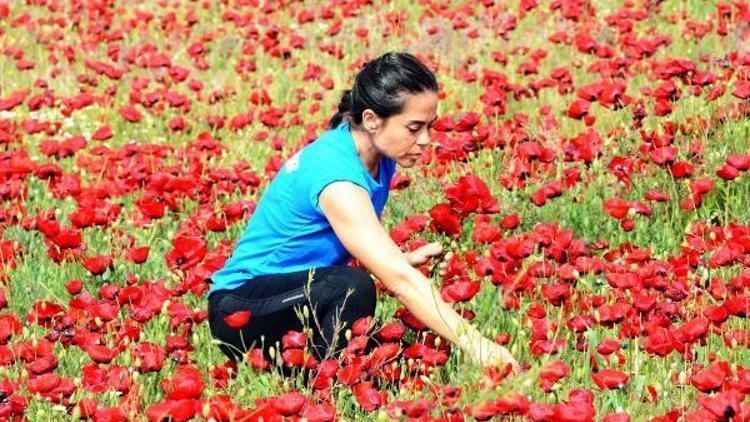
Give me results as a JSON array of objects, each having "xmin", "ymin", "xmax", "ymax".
[{"xmin": 437, "ymin": 250, "xmax": 454, "ymax": 277}]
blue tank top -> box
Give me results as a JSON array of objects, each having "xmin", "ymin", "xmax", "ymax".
[{"xmin": 208, "ymin": 122, "xmax": 397, "ymax": 297}]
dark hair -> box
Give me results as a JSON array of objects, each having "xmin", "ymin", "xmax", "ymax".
[{"xmin": 328, "ymin": 52, "xmax": 439, "ymax": 130}]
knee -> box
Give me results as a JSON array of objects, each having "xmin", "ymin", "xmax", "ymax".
[{"xmin": 327, "ymin": 267, "xmax": 376, "ymax": 308}]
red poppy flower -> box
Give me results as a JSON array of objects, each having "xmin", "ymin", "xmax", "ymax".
[
  {"xmin": 86, "ymin": 344, "xmax": 119, "ymax": 364},
  {"xmin": 690, "ymin": 362, "xmax": 730, "ymax": 392},
  {"xmin": 592, "ymin": 369, "xmax": 629, "ymax": 390},
  {"xmin": 375, "ymin": 322, "xmax": 407, "ymax": 342},
  {"xmin": 603, "ymin": 197, "xmax": 630, "ymax": 219},
  {"xmin": 281, "ymin": 330, "xmax": 306, "ymax": 349},
  {"xmin": 125, "ymin": 246, "xmax": 150, "ymax": 264},
  {"xmin": 386, "ymin": 398, "xmax": 435, "ymax": 419},
  {"xmin": 601, "ymin": 412, "xmax": 631, "ymax": 422},
  {"xmin": 351, "ymin": 316, "xmax": 375, "ymax": 336},
  {"xmin": 539, "ymin": 360, "xmax": 570, "ymax": 392},
  {"xmin": 352, "ymin": 381, "xmax": 386, "ymax": 411},
  {"xmin": 566, "ymin": 98, "xmax": 591, "ymax": 119},
  {"xmin": 164, "ymin": 235, "xmax": 208, "ymax": 272},
  {"xmin": 727, "ymin": 154, "xmax": 750, "ymax": 171},
  {"xmin": 732, "ymin": 80, "xmax": 750, "ymax": 99},
  {"xmin": 118, "ymin": 105, "xmax": 142, "ymax": 123},
  {"xmin": 81, "ymin": 254, "xmax": 113, "ymax": 276},
  {"xmin": 696, "ymin": 389, "xmax": 743, "ymax": 419},
  {"xmin": 222, "ymin": 310, "xmax": 251, "ymax": 329},
  {"xmin": 246, "ymin": 349, "xmax": 270, "ymax": 371},
  {"xmin": 163, "ymin": 366, "xmax": 206, "ymax": 400},
  {"xmin": 678, "ymin": 317, "xmax": 709, "ymax": 343},
  {"xmin": 441, "ymin": 280, "xmax": 481, "ymax": 303},
  {"xmin": 464, "ymin": 400, "xmax": 499, "ymax": 421}
]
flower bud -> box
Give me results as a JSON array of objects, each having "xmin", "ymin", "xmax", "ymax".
[
  {"xmin": 202, "ymin": 402, "xmax": 211, "ymax": 418},
  {"xmin": 678, "ymin": 371, "xmax": 687, "ymax": 384},
  {"xmin": 161, "ymin": 300, "xmax": 171, "ymax": 314}
]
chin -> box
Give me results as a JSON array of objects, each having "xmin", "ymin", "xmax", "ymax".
[{"xmin": 397, "ymin": 158, "xmax": 418, "ymax": 168}]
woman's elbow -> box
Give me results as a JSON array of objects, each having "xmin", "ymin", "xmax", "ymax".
[{"xmin": 374, "ymin": 262, "xmax": 424, "ymax": 300}]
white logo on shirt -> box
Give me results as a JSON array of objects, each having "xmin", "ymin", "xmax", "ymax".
[{"xmin": 285, "ymin": 151, "xmax": 301, "ymax": 174}]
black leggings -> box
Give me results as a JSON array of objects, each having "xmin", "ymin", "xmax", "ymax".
[{"xmin": 207, "ymin": 265, "xmax": 377, "ymax": 366}]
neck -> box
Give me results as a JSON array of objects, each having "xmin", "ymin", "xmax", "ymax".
[{"xmin": 349, "ymin": 126, "xmax": 382, "ymax": 175}]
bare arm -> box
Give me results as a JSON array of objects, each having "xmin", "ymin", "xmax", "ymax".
[{"xmin": 319, "ymin": 182, "xmax": 517, "ymax": 368}]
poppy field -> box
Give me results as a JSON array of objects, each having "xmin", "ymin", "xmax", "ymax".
[{"xmin": 1, "ymin": 0, "xmax": 750, "ymax": 420}]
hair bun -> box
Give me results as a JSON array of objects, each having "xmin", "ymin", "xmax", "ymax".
[{"xmin": 338, "ymin": 89, "xmax": 353, "ymax": 113}]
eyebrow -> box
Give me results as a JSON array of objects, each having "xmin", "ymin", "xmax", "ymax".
[{"xmin": 407, "ymin": 116, "xmax": 439, "ymax": 125}]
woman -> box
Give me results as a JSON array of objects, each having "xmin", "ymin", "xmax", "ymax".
[{"xmin": 207, "ymin": 52, "xmax": 518, "ymax": 372}]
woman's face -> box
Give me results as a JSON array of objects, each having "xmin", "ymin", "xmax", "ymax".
[{"xmin": 363, "ymin": 90, "xmax": 439, "ymax": 168}]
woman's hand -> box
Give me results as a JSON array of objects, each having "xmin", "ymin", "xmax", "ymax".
[
  {"xmin": 460, "ymin": 332, "xmax": 520, "ymax": 374},
  {"xmin": 405, "ymin": 241, "xmax": 444, "ymax": 267}
]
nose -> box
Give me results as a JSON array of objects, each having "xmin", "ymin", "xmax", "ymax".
[{"xmin": 416, "ymin": 128, "xmax": 431, "ymax": 147}]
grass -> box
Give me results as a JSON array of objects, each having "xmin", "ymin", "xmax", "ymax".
[{"xmin": 1, "ymin": 0, "xmax": 749, "ymax": 420}]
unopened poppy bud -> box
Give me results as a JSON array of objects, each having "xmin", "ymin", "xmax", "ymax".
[
  {"xmin": 161, "ymin": 299, "xmax": 171, "ymax": 314},
  {"xmin": 377, "ymin": 409, "xmax": 390, "ymax": 422},
  {"xmin": 303, "ymin": 305, "xmax": 310, "ymax": 319},
  {"xmin": 434, "ymin": 336, "xmax": 441, "ymax": 347},
  {"xmin": 269, "ymin": 346, "xmax": 276, "ymax": 360},
  {"xmin": 95, "ymin": 317, "xmax": 103, "ymax": 327},
  {"xmin": 134, "ymin": 358, "xmax": 141, "ymax": 369},
  {"xmin": 345, "ymin": 329, "xmax": 352, "ymax": 341},
  {"xmin": 202, "ymin": 402, "xmax": 211, "ymax": 418},
  {"xmin": 678, "ymin": 371, "xmax": 687, "ymax": 384},
  {"xmin": 575, "ymin": 366, "xmax": 584, "ymax": 379}
]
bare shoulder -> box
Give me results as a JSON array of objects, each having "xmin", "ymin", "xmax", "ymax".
[{"xmin": 319, "ymin": 181, "xmax": 373, "ymax": 221}]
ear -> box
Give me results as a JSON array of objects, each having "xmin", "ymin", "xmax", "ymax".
[{"xmin": 361, "ymin": 109, "xmax": 382, "ymax": 133}]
